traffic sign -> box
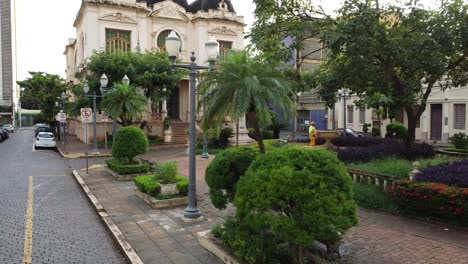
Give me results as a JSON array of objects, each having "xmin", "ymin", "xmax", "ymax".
[
  {"xmin": 56, "ymin": 111, "xmax": 67, "ymax": 123},
  {"xmin": 81, "ymin": 108, "xmax": 93, "ymax": 123}
]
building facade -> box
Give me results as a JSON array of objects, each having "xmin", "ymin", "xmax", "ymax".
[
  {"xmin": 65, "ymin": 0, "xmax": 251, "ymax": 143},
  {"xmin": 0, "ymin": 0, "xmax": 14, "ymax": 124}
]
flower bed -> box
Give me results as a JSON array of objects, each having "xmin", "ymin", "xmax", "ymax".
[
  {"xmin": 134, "ymin": 175, "xmax": 188, "ymax": 199},
  {"xmin": 390, "ymin": 180, "xmax": 468, "ymax": 225},
  {"xmin": 416, "ymin": 159, "xmax": 468, "ymax": 188}
]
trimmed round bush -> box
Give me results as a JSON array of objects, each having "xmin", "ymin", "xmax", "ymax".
[
  {"xmin": 112, "ymin": 126, "xmax": 149, "ymax": 162},
  {"xmin": 449, "ymin": 132, "xmax": 468, "ymax": 149},
  {"xmin": 205, "ymin": 147, "xmax": 259, "ymax": 209},
  {"xmin": 386, "ymin": 122, "xmax": 407, "ymax": 139},
  {"xmin": 234, "ymin": 146, "xmax": 358, "ymax": 263}
]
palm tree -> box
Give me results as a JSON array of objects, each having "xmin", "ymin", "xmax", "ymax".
[
  {"xmin": 101, "ymin": 83, "xmax": 147, "ymax": 127},
  {"xmin": 199, "ymin": 51, "xmax": 295, "ymax": 153}
]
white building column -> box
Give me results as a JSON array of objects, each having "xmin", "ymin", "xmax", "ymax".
[
  {"xmin": 442, "ymin": 100, "xmax": 450, "ymax": 142},
  {"xmin": 161, "ymin": 86, "xmax": 168, "ymax": 121}
]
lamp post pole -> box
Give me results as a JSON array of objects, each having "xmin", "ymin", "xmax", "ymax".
[
  {"xmin": 92, "ymin": 90, "xmax": 98, "ymax": 153},
  {"xmin": 166, "ymin": 31, "xmax": 218, "ymax": 219},
  {"xmin": 343, "ymin": 94, "xmax": 347, "ymax": 130}
]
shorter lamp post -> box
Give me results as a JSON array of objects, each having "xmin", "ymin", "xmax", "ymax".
[
  {"xmin": 100, "ymin": 74, "xmax": 130, "ymax": 147},
  {"xmin": 165, "ymin": 31, "xmax": 218, "ymax": 219},
  {"xmin": 83, "ymin": 83, "xmax": 101, "ymax": 154}
]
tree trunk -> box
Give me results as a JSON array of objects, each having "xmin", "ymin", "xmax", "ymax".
[
  {"xmin": 248, "ymin": 111, "xmax": 265, "ymax": 154},
  {"xmin": 236, "ymin": 121, "xmax": 239, "ymax": 147},
  {"xmin": 295, "ymin": 244, "xmax": 305, "ymax": 264},
  {"xmin": 405, "ymin": 109, "xmax": 417, "ymax": 159}
]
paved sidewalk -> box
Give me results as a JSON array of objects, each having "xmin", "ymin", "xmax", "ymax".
[{"xmin": 73, "ymin": 151, "xmax": 468, "ymax": 264}]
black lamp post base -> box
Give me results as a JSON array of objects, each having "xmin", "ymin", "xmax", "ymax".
[{"xmin": 184, "ymin": 206, "xmax": 201, "ymax": 219}]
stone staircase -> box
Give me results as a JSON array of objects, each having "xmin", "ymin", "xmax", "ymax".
[{"xmin": 169, "ymin": 121, "xmax": 189, "ymax": 145}]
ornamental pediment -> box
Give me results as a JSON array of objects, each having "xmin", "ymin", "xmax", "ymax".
[
  {"xmin": 150, "ymin": 1, "xmax": 189, "ymax": 22},
  {"xmin": 99, "ymin": 12, "xmax": 137, "ymax": 24},
  {"xmin": 208, "ymin": 26, "xmax": 238, "ymax": 36}
]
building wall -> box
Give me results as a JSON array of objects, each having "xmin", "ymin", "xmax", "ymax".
[{"xmin": 0, "ymin": 0, "xmax": 13, "ymax": 107}]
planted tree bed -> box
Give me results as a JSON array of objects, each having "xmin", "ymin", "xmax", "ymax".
[{"xmin": 105, "ymin": 158, "xmax": 150, "ymax": 181}]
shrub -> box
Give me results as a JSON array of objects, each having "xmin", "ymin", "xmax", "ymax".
[
  {"xmin": 353, "ymin": 183, "xmax": 399, "ymax": 212},
  {"xmin": 205, "ymin": 147, "xmax": 259, "ymax": 209},
  {"xmin": 176, "ymin": 176, "xmax": 189, "ymax": 196},
  {"xmin": 390, "ymin": 180, "xmax": 468, "ymax": 225},
  {"xmin": 449, "ymin": 132, "xmax": 468, "ymax": 149},
  {"xmin": 219, "ymin": 127, "xmax": 234, "ymax": 148},
  {"xmin": 386, "ymin": 122, "xmax": 407, "ymax": 139},
  {"xmin": 445, "ymin": 148, "xmax": 468, "ymax": 153},
  {"xmin": 112, "ymin": 126, "xmax": 149, "ymax": 162},
  {"xmin": 331, "ymin": 136, "xmax": 389, "ymax": 147},
  {"xmin": 134, "ymin": 175, "xmax": 160, "ymax": 196},
  {"xmin": 106, "ymin": 159, "xmax": 150, "ymax": 175},
  {"xmin": 363, "ymin": 123, "xmax": 372, "ymax": 133},
  {"xmin": 417, "ymin": 159, "xmax": 468, "ymax": 188},
  {"xmin": 337, "ymin": 142, "xmax": 434, "ymax": 163},
  {"xmin": 155, "ymin": 161, "xmax": 178, "ymax": 184},
  {"xmin": 235, "ymin": 147, "xmax": 357, "ymax": 263},
  {"xmin": 372, "ymin": 126, "xmax": 381, "ymax": 137}
]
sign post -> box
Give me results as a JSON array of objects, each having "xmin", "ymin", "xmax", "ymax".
[
  {"xmin": 102, "ymin": 112, "xmax": 109, "ymax": 153},
  {"xmin": 81, "ymin": 108, "xmax": 92, "ymax": 145}
]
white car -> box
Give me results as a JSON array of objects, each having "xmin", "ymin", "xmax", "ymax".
[
  {"xmin": 35, "ymin": 132, "xmax": 56, "ymax": 149},
  {"xmin": 2, "ymin": 124, "xmax": 14, "ymax": 133}
]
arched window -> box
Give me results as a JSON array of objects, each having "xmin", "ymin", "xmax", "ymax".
[
  {"xmin": 157, "ymin": 30, "xmax": 181, "ymax": 52},
  {"xmin": 106, "ymin": 28, "xmax": 131, "ymax": 53}
]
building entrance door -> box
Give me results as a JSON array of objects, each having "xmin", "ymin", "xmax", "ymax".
[
  {"xmin": 430, "ymin": 104, "xmax": 442, "ymax": 141},
  {"xmin": 167, "ymin": 86, "xmax": 180, "ymax": 120}
]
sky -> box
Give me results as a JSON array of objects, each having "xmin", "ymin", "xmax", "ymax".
[{"xmin": 14, "ymin": 0, "xmax": 438, "ymax": 82}]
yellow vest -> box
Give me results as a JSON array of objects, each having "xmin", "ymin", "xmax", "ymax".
[{"xmin": 309, "ymin": 125, "xmax": 316, "ymax": 134}]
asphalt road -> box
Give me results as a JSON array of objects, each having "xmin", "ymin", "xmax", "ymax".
[{"xmin": 0, "ymin": 128, "xmax": 126, "ymax": 263}]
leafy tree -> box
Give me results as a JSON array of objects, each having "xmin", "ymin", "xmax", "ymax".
[
  {"xmin": 17, "ymin": 72, "xmax": 66, "ymax": 125},
  {"xmin": 198, "ymin": 51, "xmax": 295, "ymax": 153},
  {"xmin": 66, "ymin": 84, "xmax": 92, "ymax": 118},
  {"xmin": 85, "ymin": 51, "xmax": 184, "ymax": 109},
  {"xmin": 315, "ymin": 0, "xmax": 467, "ymax": 152},
  {"xmin": 101, "ymin": 83, "xmax": 148, "ymax": 126}
]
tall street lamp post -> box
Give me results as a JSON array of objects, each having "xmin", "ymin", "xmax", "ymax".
[
  {"xmin": 337, "ymin": 88, "xmax": 350, "ymax": 130},
  {"xmin": 165, "ymin": 31, "xmax": 218, "ymax": 219}
]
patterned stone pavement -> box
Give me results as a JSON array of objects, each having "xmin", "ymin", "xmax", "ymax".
[
  {"xmin": 0, "ymin": 128, "xmax": 125, "ymax": 264},
  {"xmin": 76, "ymin": 152, "xmax": 468, "ymax": 264}
]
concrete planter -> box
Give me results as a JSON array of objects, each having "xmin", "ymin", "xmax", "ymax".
[
  {"xmin": 163, "ymin": 129, "xmax": 172, "ymax": 143},
  {"xmin": 197, "ymin": 230, "xmax": 244, "ymax": 264},
  {"xmin": 134, "ymin": 189, "xmax": 188, "ymax": 209},
  {"xmin": 106, "ymin": 167, "xmax": 150, "ymax": 181},
  {"xmin": 160, "ymin": 183, "xmax": 179, "ymax": 195}
]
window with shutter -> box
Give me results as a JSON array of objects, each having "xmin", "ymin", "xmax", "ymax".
[
  {"xmin": 454, "ymin": 104, "xmax": 466, "ymax": 129},
  {"xmin": 105, "ymin": 29, "xmax": 131, "ymax": 53}
]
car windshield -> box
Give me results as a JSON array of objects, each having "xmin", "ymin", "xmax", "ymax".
[{"xmin": 39, "ymin": 134, "xmax": 54, "ymax": 138}]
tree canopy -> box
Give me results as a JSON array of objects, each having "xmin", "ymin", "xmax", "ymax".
[
  {"xmin": 315, "ymin": 0, "xmax": 467, "ymax": 150},
  {"xmin": 17, "ymin": 72, "xmax": 66, "ymax": 123}
]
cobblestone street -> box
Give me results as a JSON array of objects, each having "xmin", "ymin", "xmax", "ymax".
[{"xmin": 0, "ymin": 128, "xmax": 125, "ymax": 263}]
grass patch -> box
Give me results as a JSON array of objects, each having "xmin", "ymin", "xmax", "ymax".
[
  {"xmin": 353, "ymin": 183, "xmax": 399, "ymax": 213},
  {"xmin": 106, "ymin": 159, "xmax": 150, "ymax": 175},
  {"xmin": 445, "ymin": 148, "xmax": 468, "ymax": 153},
  {"xmin": 347, "ymin": 156, "xmax": 457, "ymax": 178}
]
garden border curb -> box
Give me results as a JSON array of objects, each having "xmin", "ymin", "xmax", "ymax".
[
  {"xmin": 71, "ymin": 169, "xmax": 143, "ymax": 264},
  {"xmin": 57, "ymin": 147, "xmax": 112, "ymax": 159}
]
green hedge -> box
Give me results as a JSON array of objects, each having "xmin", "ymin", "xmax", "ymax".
[
  {"xmin": 134, "ymin": 175, "xmax": 161, "ymax": 196},
  {"xmin": 390, "ymin": 180, "xmax": 468, "ymax": 225},
  {"xmin": 176, "ymin": 175, "xmax": 189, "ymax": 196},
  {"xmin": 134, "ymin": 174, "xmax": 189, "ymax": 197},
  {"xmin": 445, "ymin": 148, "xmax": 468, "ymax": 153},
  {"xmin": 106, "ymin": 159, "xmax": 150, "ymax": 175}
]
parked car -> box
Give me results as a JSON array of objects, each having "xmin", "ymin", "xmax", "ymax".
[
  {"xmin": 336, "ymin": 128, "xmax": 363, "ymax": 137},
  {"xmin": 35, "ymin": 125, "xmax": 52, "ymax": 137},
  {"xmin": 2, "ymin": 124, "xmax": 14, "ymax": 133},
  {"xmin": 0, "ymin": 128, "xmax": 9, "ymax": 141},
  {"xmin": 35, "ymin": 132, "xmax": 56, "ymax": 149}
]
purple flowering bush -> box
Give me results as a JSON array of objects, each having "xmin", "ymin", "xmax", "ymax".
[
  {"xmin": 337, "ymin": 142, "xmax": 434, "ymax": 163},
  {"xmin": 417, "ymin": 160, "xmax": 468, "ymax": 188}
]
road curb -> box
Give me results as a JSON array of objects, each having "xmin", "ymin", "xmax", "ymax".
[
  {"xmin": 71, "ymin": 170, "xmax": 143, "ymax": 264},
  {"xmin": 57, "ymin": 147, "xmax": 112, "ymax": 159}
]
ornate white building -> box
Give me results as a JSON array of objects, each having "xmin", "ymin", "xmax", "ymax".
[{"xmin": 64, "ymin": 0, "xmax": 250, "ymax": 143}]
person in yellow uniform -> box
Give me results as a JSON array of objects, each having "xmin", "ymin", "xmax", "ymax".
[{"xmin": 309, "ymin": 121, "xmax": 317, "ymax": 147}]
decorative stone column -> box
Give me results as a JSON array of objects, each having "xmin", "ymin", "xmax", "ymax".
[
  {"xmin": 231, "ymin": 115, "xmax": 254, "ymax": 145},
  {"xmin": 409, "ymin": 161, "xmax": 421, "ymax": 181}
]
